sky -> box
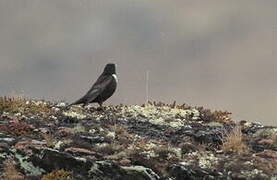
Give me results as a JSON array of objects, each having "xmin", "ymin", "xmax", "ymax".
[{"xmin": 0, "ymin": 0, "xmax": 276, "ymax": 125}]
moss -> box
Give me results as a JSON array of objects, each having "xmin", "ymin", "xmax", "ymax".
[{"xmin": 41, "ymin": 170, "xmax": 71, "ymax": 180}]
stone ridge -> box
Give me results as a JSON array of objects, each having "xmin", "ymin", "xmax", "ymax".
[{"xmin": 0, "ymin": 97, "xmax": 276, "ymax": 179}]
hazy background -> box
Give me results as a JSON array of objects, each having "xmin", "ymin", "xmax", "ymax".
[{"xmin": 0, "ymin": 0, "xmax": 276, "ymax": 125}]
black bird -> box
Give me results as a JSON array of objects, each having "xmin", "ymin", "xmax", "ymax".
[{"xmin": 69, "ymin": 63, "xmax": 117, "ymax": 107}]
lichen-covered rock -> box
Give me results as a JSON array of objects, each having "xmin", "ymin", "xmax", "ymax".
[
  {"xmin": 0, "ymin": 98, "xmax": 276, "ymax": 179},
  {"xmin": 121, "ymin": 105, "xmax": 200, "ymax": 128},
  {"xmin": 29, "ymin": 147, "xmax": 93, "ymax": 178},
  {"xmin": 89, "ymin": 161, "xmax": 160, "ymax": 180},
  {"xmin": 168, "ymin": 164, "xmax": 223, "ymax": 180}
]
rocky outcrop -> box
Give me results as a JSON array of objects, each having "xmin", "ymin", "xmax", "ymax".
[{"xmin": 0, "ymin": 97, "xmax": 276, "ymax": 179}]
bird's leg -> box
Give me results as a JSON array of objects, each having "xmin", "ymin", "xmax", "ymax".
[{"xmin": 96, "ymin": 102, "xmax": 104, "ymax": 111}]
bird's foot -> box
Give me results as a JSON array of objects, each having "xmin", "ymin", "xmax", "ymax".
[{"xmin": 96, "ymin": 106, "xmax": 105, "ymax": 111}]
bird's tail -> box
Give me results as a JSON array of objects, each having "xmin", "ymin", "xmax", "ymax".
[
  {"xmin": 69, "ymin": 98, "xmax": 82, "ymax": 106},
  {"xmin": 66, "ymin": 97, "xmax": 86, "ymax": 108},
  {"xmin": 66, "ymin": 102, "xmax": 77, "ymax": 108}
]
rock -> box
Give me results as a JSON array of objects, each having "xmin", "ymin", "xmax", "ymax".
[
  {"xmin": 89, "ymin": 161, "xmax": 160, "ymax": 180},
  {"xmin": 65, "ymin": 147, "xmax": 99, "ymax": 157},
  {"xmin": 0, "ymin": 133, "xmax": 16, "ymax": 144},
  {"xmin": 29, "ymin": 147, "xmax": 92, "ymax": 177},
  {"xmin": 80, "ymin": 135, "xmax": 111, "ymax": 144},
  {"xmin": 121, "ymin": 166, "xmax": 160, "ymax": 180},
  {"xmin": 13, "ymin": 149, "xmax": 46, "ymax": 176},
  {"xmin": 168, "ymin": 164, "xmax": 222, "ymax": 180},
  {"xmin": 179, "ymin": 142, "xmax": 198, "ymax": 154}
]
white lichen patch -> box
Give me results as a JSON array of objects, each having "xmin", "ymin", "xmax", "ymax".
[
  {"xmin": 56, "ymin": 102, "xmax": 66, "ymax": 107},
  {"xmin": 49, "ymin": 115, "xmax": 58, "ymax": 120},
  {"xmin": 32, "ymin": 100, "xmax": 47, "ymax": 106},
  {"xmin": 122, "ymin": 165, "xmax": 149, "ymax": 172},
  {"xmin": 121, "ymin": 105, "xmax": 199, "ymax": 128},
  {"xmin": 180, "ymin": 152, "xmax": 200, "ymax": 166},
  {"xmin": 74, "ymin": 157, "xmax": 87, "ymax": 163},
  {"xmin": 180, "ymin": 161, "xmax": 193, "ymax": 166},
  {"xmin": 0, "ymin": 152, "xmax": 9, "ymax": 159},
  {"xmin": 144, "ymin": 142, "xmax": 159, "ymax": 149},
  {"xmin": 121, "ymin": 165, "xmax": 159, "ymax": 178},
  {"xmin": 198, "ymin": 153, "xmax": 218, "ymax": 169},
  {"xmin": 0, "ymin": 137, "xmax": 15, "ymax": 142},
  {"xmin": 127, "ymin": 140, "xmax": 160, "ymax": 159},
  {"xmin": 240, "ymin": 169, "xmax": 265, "ymax": 177},
  {"xmin": 12, "ymin": 149, "xmax": 45, "ymax": 175},
  {"xmin": 95, "ymin": 142, "xmax": 108, "ymax": 148},
  {"xmin": 142, "ymin": 149, "xmax": 158, "ymax": 159},
  {"xmin": 73, "ymin": 123, "xmax": 86, "ymax": 133},
  {"xmin": 54, "ymin": 141, "xmax": 64, "ymax": 150},
  {"xmin": 63, "ymin": 111, "xmax": 86, "ymax": 119},
  {"xmin": 208, "ymin": 122, "xmax": 224, "ymax": 127},
  {"xmin": 170, "ymin": 147, "xmax": 182, "ymax": 159},
  {"xmin": 253, "ymin": 128, "xmax": 277, "ymax": 138},
  {"xmin": 51, "ymin": 107, "xmax": 60, "ymax": 112},
  {"xmin": 89, "ymin": 129, "xmax": 96, "ymax": 134},
  {"xmin": 106, "ymin": 131, "xmax": 116, "ymax": 139},
  {"xmin": 182, "ymin": 151, "xmax": 218, "ymax": 169}
]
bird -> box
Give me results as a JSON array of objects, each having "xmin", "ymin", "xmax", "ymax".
[{"xmin": 69, "ymin": 63, "xmax": 117, "ymax": 108}]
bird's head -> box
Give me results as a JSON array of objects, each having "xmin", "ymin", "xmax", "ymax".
[{"xmin": 103, "ymin": 63, "xmax": 116, "ymax": 75}]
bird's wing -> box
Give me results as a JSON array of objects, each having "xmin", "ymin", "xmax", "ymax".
[{"xmin": 71, "ymin": 75, "xmax": 113, "ymax": 105}]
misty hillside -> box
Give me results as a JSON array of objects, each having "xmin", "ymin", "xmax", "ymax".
[{"xmin": 0, "ymin": 97, "xmax": 276, "ymax": 179}]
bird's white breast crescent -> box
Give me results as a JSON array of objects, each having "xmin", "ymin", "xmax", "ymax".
[{"xmin": 112, "ymin": 74, "xmax": 118, "ymax": 83}]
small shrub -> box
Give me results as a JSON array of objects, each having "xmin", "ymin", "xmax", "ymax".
[
  {"xmin": 0, "ymin": 96, "xmax": 53, "ymax": 115},
  {"xmin": 0, "ymin": 96, "xmax": 25, "ymax": 113},
  {"xmin": 0, "ymin": 122, "xmax": 34, "ymax": 136},
  {"xmin": 221, "ymin": 126, "xmax": 248, "ymax": 155},
  {"xmin": 1, "ymin": 159, "xmax": 24, "ymax": 180},
  {"xmin": 41, "ymin": 133, "xmax": 56, "ymax": 147},
  {"xmin": 197, "ymin": 107, "xmax": 232, "ymax": 123},
  {"xmin": 109, "ymin": 124, "xmax": 133, "ymax": 143}
]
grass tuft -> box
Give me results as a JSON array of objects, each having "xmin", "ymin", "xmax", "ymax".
[
  {"xmin": 221, "ymin": 126, "xmax": 248, "ymax": 155},
  {"xmin": 0, "ymin": 96, "xmax": 53, "ymax": 115}
]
